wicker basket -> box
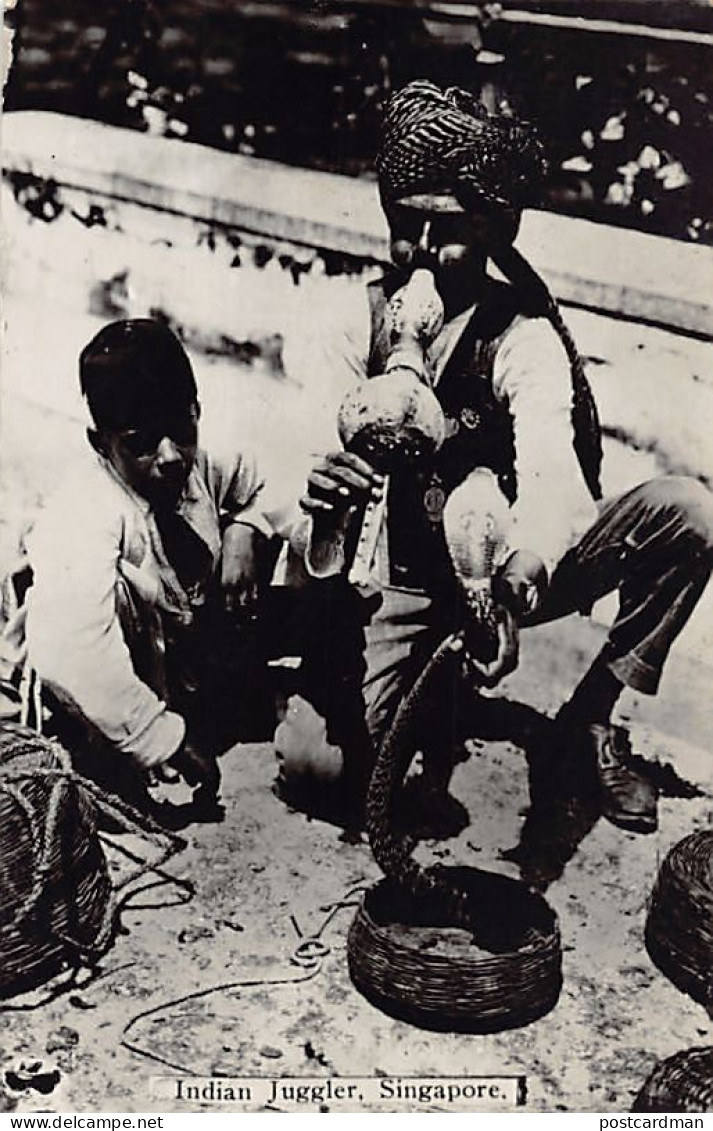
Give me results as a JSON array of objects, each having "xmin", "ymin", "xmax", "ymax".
[
  {"xmin": 0, "ymin": 724, "xmax": 114, "ymax": 997},
  {"xmin": 633, "ymin": 1047, "xmax": 713, "ymax": 1113},
  {"xmin": 348, "ymin": 633, "xmax": 563, "ymax": 1032},
  {"xmin": 644, "ymin": 829, "xmax": 713, "ymax": 1012},
  {"xmin": 0, "ymin": 722, "xmax": 189, "ymax": 999},
  {"xmin": 348, "ymin": 872, "xmax": 562, "ymax": 1033}
]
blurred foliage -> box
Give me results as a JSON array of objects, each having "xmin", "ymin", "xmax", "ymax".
[
  {"xmin": 6, "ymin": 0, "xmax": 713, "ymax": 243},
  {"xmin": 492, "ymin": 23, "xmax": 713, "ymax": 243}
]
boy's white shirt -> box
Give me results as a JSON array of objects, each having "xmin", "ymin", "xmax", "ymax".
[{"xmin": 24, "ymin": 444, "xmax": 273, "ymax": 768}]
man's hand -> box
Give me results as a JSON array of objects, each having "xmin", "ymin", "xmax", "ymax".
[
  {"xmin": 300, "ymin": 452, "xmax": 384, "ymax": 523},
  {"xmin": 464, "ymin": 603, "xmax": 520, "ymax": 689},
  {"xmin": 168, "ymin": 736, "xmax": 221, "ymax": 796},
  {"xmin": 221, "ymin": 522, "xmax": 261, "ymax": 617},
  {"xmin": 492, "ymin": 549, "xmax": 548, "ymax": 621}
]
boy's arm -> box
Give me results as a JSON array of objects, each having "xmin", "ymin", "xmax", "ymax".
[
  {"xmin": 25, "ymin": 500, "xmax": 185, "ymax": 769},
  {"xmin": 201, "ymin": 445, "xmax": 280, "ymax": 611}
]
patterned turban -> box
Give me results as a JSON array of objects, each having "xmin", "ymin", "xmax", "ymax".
[{"xmin": 376, "ymin": 80, "xmax": 546, "ymax": 212}]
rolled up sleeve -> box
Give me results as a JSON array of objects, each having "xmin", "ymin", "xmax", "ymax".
[{"xmin": 198, "ymin": 445, "xmax": 268, "ymax": 538}]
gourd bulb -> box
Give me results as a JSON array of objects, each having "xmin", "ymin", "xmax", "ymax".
[{"xmin": 337, "ymin": 368, "xmax": 446, "ymax": 469}]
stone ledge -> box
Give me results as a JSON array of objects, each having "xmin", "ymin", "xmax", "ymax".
[{"xmin": 4, "ymin": 110, "xmax": 713, "ymax": 339}]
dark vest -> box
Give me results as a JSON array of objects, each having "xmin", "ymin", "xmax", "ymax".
[{"xmin": 364, "ymin": 275, "xmax": 601, "ymax": 593}]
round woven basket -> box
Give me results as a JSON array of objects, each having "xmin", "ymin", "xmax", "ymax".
[
  {"xmin": 644, "ymin": 829, "xmax": 713, "ymax": 1011},
  {"xmin": 633, "ymin": 1047, "xmax": 713, "ymax": 1113},
  {"xmin": 0, "ymin": 723, "xmax": 113, "ymax": 998},
  {"xmin": 348, "ymin": 871, "xmax": 562, "ymax": 1033},
  {"xmin": 348, "ymin": 633, "xmax": 563, "ymax": 1032}
]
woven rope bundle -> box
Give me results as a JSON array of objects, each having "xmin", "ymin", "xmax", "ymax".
[
  {"xmin": 348, "ymin": 634, "xmax": 562, "ymax": 1032},
  {"xmin": 644, "ymin": 829, "xmax": 713, "ymax": 1011},
  {"xmin": 633, "ymin": 1047, "xmax": 713, "ymax": 1113},
  {"xmin": 0, "ymin": 723, "xmax": 114, "ymax": 997}
]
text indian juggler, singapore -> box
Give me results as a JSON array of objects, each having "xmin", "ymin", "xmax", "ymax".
[{"xmin": 160, "ymin": 1073, "xmax": 525, "ymax": 1108}]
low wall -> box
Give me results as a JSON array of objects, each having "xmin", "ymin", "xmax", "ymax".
[
  {"xmin": 3, "ymin": 110, "xmax": 712, "ymax": 493},
  {"xmin": 4, "ymin": 110, "xmax": 713, "ymax": 338}
]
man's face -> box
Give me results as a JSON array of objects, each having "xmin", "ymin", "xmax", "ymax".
[
  {"xmin": 386, "ymin": 194, "xmax": 518, "ymax": 308},
  {"xmin": 99, "ymin": 401, "xmax": 200, "ymax": 510}
]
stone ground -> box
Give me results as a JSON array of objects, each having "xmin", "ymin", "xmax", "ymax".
[{"xmin": 0, "ymin": 613, "xmax": 712, "ymax": 1116}]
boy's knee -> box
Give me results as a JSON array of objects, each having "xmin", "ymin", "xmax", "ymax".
[{"xmin": 641, "ymin": 476, "xmax": 713, "ymax": 549}]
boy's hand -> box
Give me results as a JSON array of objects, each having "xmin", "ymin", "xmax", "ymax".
[
  {"xmin": 300, "ymin": 452, "xmax": 384, "ymax": 524},
  {"xmin": 168, "ymin": 736, "xmax": 221, "ymax": 796},
  {"xmin": 221, "ymin": 523, "xmax": 260, "ymax": 617}
]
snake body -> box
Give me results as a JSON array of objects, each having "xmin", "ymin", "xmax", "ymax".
[{"xmin": 365, "ymin": 610, "xmax": 499, "ymax": 933}]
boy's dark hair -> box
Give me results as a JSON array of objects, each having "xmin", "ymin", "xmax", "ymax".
[{"xmin": 79, "ymin": 319, "xmax": 197, "ymax": 432}]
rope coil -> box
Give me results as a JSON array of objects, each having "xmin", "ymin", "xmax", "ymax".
[{"xmin": 119, "ymin": 884, "xmax": 368, "ymax": 1075}]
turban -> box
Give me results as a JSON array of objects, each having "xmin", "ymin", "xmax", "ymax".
[{"xmin": 376, "ymin": 80, "xmax": 546, "ymax": 212}]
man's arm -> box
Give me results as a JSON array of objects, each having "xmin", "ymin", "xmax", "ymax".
[
  {"xmin": 492, "ymin": 316, "xmax": 599, "ymax": 588},
  {"xmin": 215, "ymin": 285, "xmax": 374, "ymax": 580},
  {"xmin": 300, "ymin": 452, "xmax": 384, "ymax": 578}
]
